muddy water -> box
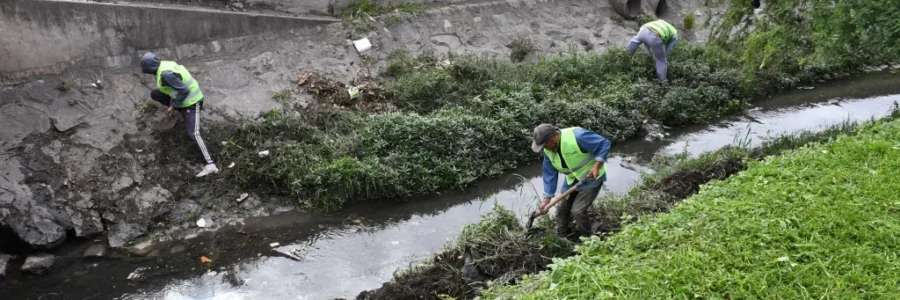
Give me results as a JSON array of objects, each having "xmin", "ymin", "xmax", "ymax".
[{"xmin": 4, "ymin": 72, "xmax": 900, "ymax": 300}]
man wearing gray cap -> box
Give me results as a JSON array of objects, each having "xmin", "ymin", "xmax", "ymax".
[{"xmin": 532, "ymin": 123, "xmax": 611, "ymax": 237}]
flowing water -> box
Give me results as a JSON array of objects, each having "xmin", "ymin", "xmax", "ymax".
[{"xmin": 4, "ymin": 71, "xmax": 900, "ymax": 300}]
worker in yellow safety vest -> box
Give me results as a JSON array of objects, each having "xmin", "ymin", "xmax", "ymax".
[
  {"xmin": 531, "ymin": 124, "xmax": 611, "ymax": 238},
  {"xmin": 141, "ymin": 52, "xmax": 219, "ymax": 178},
  {"xmin": 626, "ymin": 19, "xmax": 678, "ymax": 85}
]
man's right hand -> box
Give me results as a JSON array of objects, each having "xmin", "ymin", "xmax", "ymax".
[{"xmin": 539, "ymin": 198, "xmax": 551, "ymax": 214}]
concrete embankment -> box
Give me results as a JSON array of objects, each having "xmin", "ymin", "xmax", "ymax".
[{"xmin": 0, "ymin": 0, "xmax": 338, "ymax": 81}]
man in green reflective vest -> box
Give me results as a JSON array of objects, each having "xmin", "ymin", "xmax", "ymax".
[
  {"xmin": 626, "ymin": 19, "xmax": 678, "ymax": 85},
  {"xmin": 532, "ymin": 123, "xmax": 611, "ymax": 238},
  {"xmin": 141, "ymin": 52, "xmax": 219, "ymax": 178}
]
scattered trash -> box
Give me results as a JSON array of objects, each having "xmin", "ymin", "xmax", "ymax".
[
  {"xmin": 221, "ymin": 141, "xmax": 228, "ymax": 146},
  {"xmin": 348, "ymin": 86, "xmax": 360, "ymax": 100},
  {"xmin": 258, "ymin": 150, "xmax": 270, "ymax": 157},
  {"xmin": 206, "ymin": 271, "xmax": 218, "ymax": 276},
  {"xmin": 797, "ymin": 86, "xmax": 815, "ymax": 90},
  {"xmin": 200, "ymin": 256, "xmax": 212, "ymax": 263},
  {"xmin": 625, "ymin": 157, "xmax": 633, "ymax": 163},
  {"xmin": 297, "ymin": 72, "xmax": 311, "ymax": 86},
  {"xmin": 236, "ymin": 193, "xmax": 249, "ymax": 203},
  {"xmin": 353, "ymin": 38, "xmax": 372, "ymax": 53},
  {"xmin": 196, "ymin": 218, "xmax": 208, "ymax": 228},
  {"xmin": 227, "ymin": 162, "xmax": 235, "ymax": 168},
  {"xmin": 269, "ymin": 242, "xmax": 280, "ymax": 247},
  {"xmin": 135, "ymin": 149, "xmax": 144, "ymax": 153},
  {"xmin": 91, "ymin": 79, "xmax": 104, "ymax": 90}
]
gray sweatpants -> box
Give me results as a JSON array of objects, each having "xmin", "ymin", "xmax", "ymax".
[
  {"xmin": 556, "ymin": 182, "xmax": 602, "ymax": 237},
  {"xmin": 626, "ymin": 27, "xmax": 678, "ymax": 83}
]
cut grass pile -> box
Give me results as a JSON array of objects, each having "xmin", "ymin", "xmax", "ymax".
[{"xmin": 482, "ymin": 118, "xmax": 900, "ymax": 299}]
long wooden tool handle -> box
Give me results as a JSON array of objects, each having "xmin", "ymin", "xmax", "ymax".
[{"xmin": 540, "ymin": 182, "xmax": 582, "ymax": 214}]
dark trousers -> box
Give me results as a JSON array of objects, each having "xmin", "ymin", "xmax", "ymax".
[
  {"xmin": 556, "ymin": 182, "xmax": 602, "ymax": 237},
  {"xmin": 151, "ymin": 90, "xmax": 214, "ymax": 165}
]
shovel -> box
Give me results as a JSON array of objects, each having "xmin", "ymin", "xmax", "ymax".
[{"xmin": 526, "ymin": 180, "xmax": 585, "ymax": 230}]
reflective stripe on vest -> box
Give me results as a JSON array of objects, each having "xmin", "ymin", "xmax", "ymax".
[
  {"xmin": 643, "ymin": 20, "xmax": 677, "ymax": 43},
  {"xmin": 543, "ymin": 127, "xmax": 608, "ymax": 185},
  {"xmin": 156, "ymin": 61, "xmax": 204, "ymax": 108}
]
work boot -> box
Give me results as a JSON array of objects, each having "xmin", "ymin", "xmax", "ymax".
[{"xmin": 196, "ymin": 163, "xmax": 219, "ymax": 178}]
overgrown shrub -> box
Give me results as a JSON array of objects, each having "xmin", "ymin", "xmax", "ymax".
[{"xmin": 508, "ymin": 37, "xmax": 537, "ymax": 62}]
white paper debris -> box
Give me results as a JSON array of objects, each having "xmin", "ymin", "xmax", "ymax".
[
  {"xmin": 258, "ymin": 150, "xmax": 270, "ymax": 157},
  {"xmin": 269, "ymin": 242, "xmax": 280, "ymax": 247},
  {"xmin": 353, "ymin": 38, "xmax": 372, "ymax": 52},
  {"xmin": 196, "ymin": 218, "xmax": 208, "ymax": 228},
  {"xmin": 237, "ymin": 193, "xmax": 249, "ymax": 203}
]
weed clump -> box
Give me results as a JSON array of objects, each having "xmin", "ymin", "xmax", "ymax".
[
  {"xmin": 683, "ymin": 14, "xmax": 695, "ymax": 30},
  {"xmin": 508, "ymin": 37, "xmax": 537, "ymax": 62}
]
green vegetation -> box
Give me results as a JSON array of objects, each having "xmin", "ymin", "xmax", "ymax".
[
  {"xmin": 360, "ymin": 114, "xmax": 900, "ymax": 300},
  {"xmin": 683, "ymin": 14, "xmax": 695, "ymax": 30},
  {"xmin": 711, "ymin": 0, "xmax": 900, "ymax": 78},
  {"xmin": 508, "ymin": 37, "xmax": 537, "ymax": 62},
  {"xmin": 340, "ymin": 0, "xmax": 426, "ymax": 21},
  {"xmin": 483, "ymin": 118, "xmax": 900, "ymax": 299},
  {"xmin": 213, "ymin": 0, "xmax": 899, "ymax": 212}
]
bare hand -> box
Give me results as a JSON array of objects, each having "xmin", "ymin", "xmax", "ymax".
[
  {"xmin": 539, "ymin": 198, "xmax": 551, "ymax": 214},
  {"xmin": 165, "ymin": 107, "xmax": 174, "ymax": 116},
  {"xmin": 589, "ymin": 166, "xmax": 600, "ymax": 179}
]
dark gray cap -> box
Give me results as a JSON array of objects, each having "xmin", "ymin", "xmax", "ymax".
[{"xmin": 531, "ymin": 123, "xmax": 558, "ymax": 153}]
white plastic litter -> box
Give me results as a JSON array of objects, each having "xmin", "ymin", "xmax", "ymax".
[
  {"xmin": 228, "ymin": 162, "xmax": 236, "ymax": 168},
  {"xmin": 237, "ymin": 193, "xmax": 249, "ymax": 203},
  {"xmin": 269, "ymin": 242, "xmax": 280, "ymax": 247},
  {"xmin": 258, "ymin": 150, "xmax": 270, "ymax": 157},
  {"xmin": 196, "ymin": 218, "xmax": 208, "ymax": 228},
  {"xmin": 353, "ymin": 38, "xmax": 372, "ymax": 52}
]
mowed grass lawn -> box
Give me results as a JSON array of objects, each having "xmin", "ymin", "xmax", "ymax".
[{"xmin": 484, "ymin": 120, "xmax": 900, "ymax": 299}]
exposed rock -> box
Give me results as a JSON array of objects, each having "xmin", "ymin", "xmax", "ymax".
[
  {"xmin": 107, "ymin": 223, "xmax": 147, "ymax": 248},
  {"xmin": 83, "ymin": 244, "xmax": 109, "ymax": 257},
  {"xmin": 127, "ymin": 266, "xmax": 150, "ymax": 282},
  {"xmin": 129, "ymin": 240, "xmax": 155, "ymax": 256},
  {"xmin": 125, "ymin": 186, "xmax": 173, "ymax": 221},
  {"xmin": 169, "ymin": 244, "xmax": 187, "ymax": 254},
  {"xmin": 21, "ymin": 254, "xmax": 55, "ymax": 275},
  {"xmin": 170, "ymin": 199, "xmax": 200, "ymax": 223},
  {"xmin": 67, "ymin": 207, "xmax": 104, "ymax": 238},
  {"xmin": 0, "ymin": 254, "xmax": 11, "ymax": 277}
]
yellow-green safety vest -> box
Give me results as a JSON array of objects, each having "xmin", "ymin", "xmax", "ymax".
[
  {"xmin": 156, "ymin": 61, "xmax": 203, "ymax": 108},
  {"xmin": 643, "ymin": 19, "xmax": 677, "ymax": 43},
  {"xmin": 544, "ymin": 127, "xmax": 607, "ymax": 185}
]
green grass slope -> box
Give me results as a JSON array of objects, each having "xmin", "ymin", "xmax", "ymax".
[{"xmin": 483, "ymin": 119, "xmax": 900, "ymax": 299}]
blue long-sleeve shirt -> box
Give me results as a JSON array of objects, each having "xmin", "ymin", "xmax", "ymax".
[
  {"xmin": 542, "ymin": 128, "xmax": 611, "ymax": 199},
  {"xmin": 160, "ymin": 71, "xmax": 190, "ymax": 108}
]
